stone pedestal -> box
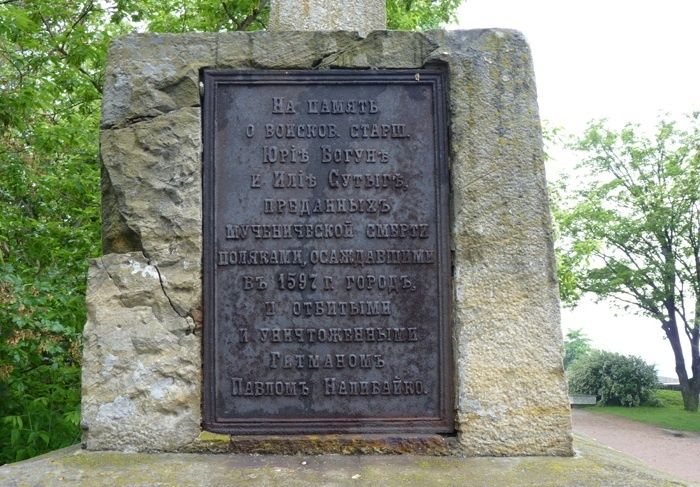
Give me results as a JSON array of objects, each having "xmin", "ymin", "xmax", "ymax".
[
  {"xmin": 268, "ymin": 0, "xmax": 386, "ymax": 36},
  {"xmin": 83, "ymin": 29, "xmax": 573, "ymax": 456}
]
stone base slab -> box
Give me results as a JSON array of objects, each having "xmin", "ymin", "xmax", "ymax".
[{"xmin": 0, "ymin": 436, "xmax": 685, "ymax": 487}]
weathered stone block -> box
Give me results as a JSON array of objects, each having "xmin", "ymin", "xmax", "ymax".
[
  {"xmin": 318, "ymin": 30, "xmax": 438, "ymax": 68},
  {"xmin": 101, "ymin": 34, "xmax": 216, "ymax": 129},
  {"xmin": 82, "ymin": 253, "xmax": 200, "ymax": 451},
  {"xmin": 100, "ymin": 107, "xmax": 202, "ymax": 318},
  {"xmin": 268, "ymin": 0, "xmax": 386, "ymax": 37}
]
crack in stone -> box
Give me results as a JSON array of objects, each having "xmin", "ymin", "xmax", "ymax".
[
  {"xmin": 146, "ymin": 256, "xmax": 189, "ymax": 322},
  {"xmin": 311, "ymin": 38, "xmax": 360, "ymax": 69},
  {"xmin": 102, "ymin": 102, "xmax": 200, "ymax": 131},
  {"xmin": 312, "ymin": 40, "xmax": 361, "ymax": 69},
  {"xmin": 313, "ymin": 33, "xmax": 440, "ymax": 70},
  {"xmin": 100, "ymin": 256, "xmax": 117, "ymax": 284},
  {"xmin": 101, "ymin": 113, "xmax": 160, "ymax": 130},
  {"xmin": 99, "ymin": 256, "xmax": 133, "ymax": 310},
  {"xmin": 312, "ymin": 50, "xmax": 345, "ymax": 69}
]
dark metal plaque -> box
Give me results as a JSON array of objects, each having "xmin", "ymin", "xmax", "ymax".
[{"xmin": 202, "ymin": 70, "xmax": 452, "ymax": 434}]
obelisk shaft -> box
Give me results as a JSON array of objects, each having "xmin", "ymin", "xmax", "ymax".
[{"xmin": 268, "ymin": 0, "xmax": 386, "ymax": 36}]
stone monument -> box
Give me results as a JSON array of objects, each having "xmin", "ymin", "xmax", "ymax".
[{"xmin": 82, "ymin": 0, "xmax": 573, "ymax": 456}]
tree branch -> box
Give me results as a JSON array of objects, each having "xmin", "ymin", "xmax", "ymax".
[
  {"xmin": 606, "ymin": 237, "xmax": 664, "ymax": 293},
  {"xmin": 223, "ymin": 0, "xmax": 268, "ymax": 31},
  {"xmin": 0, "ymin": 51, "xmax": 25, "ymax": 87},
  {"xmin": 60, "ymin": 1, "xmax": 95, "ymax": 53},
  {"xmin": 585, "ymin": 252, "xmax": 666, "ymax": 320}
]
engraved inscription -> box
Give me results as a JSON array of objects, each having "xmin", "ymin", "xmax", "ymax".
[
  {"xmin": 225, "ymin": 222, "xmax": 355, "ymax": 240},
  {"xmin": 290, "ymin": 300, "xmax": 391, "ymax": 317},
  {"xmin": 320, "ymin": 145, "xmax": 390, "ymax": 163},
  {"xmin": 215, "ymin": 248, "xmax": 435, "ymax": 266},
  {"xmin": 262, "ymin": 198, "xmax": 392, "ymax": 215},
  {"xmin": 268, "ymin": 352, "xmax": 385, "ymax": 369},
  {"xmin": 203, "ymin": 70, "xmax": 451, "ymax": 434},
  {"xmin": 323, "ymin": 377, "xmax": 427, "ymax": 396},
  {"xmin": 306, "ymin": 98, "xmax": 379, "ymax": 114},
  {"xmin": 263, "ymin": 123, "xmax": 339, "ymax": 139},
  {"xmin": 232, "ymin": 378, "xmax": 310, "ymax": 397},
  {"xmin": 255, "ymin": 327, "xmax": 419, "ymax": 343}
]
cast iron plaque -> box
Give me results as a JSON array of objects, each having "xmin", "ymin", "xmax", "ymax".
[{"xmin": 203, "ymin": 70, "xmax": 452, "ymax": 434}]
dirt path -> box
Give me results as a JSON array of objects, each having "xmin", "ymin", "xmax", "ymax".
[{"xmin": 572, "ymin": 408, "xmax": 700, "ymax": 485}]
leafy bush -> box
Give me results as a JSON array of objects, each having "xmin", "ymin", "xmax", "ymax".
[
  {"xmin": 567, "ymin": 350, "xmax": 659, "ymax": 407},
  {"xmin": 0, "ymin": 2, "xmax": 103, "ymax": 463},
  {"xmin": 0, "ymin": 136, "xmax": 100, "ymax": 465}
]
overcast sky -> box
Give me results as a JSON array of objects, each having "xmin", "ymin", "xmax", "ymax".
[{"xmin": 451, "ymin": 1, "xmax": 700, "ymax": 377}]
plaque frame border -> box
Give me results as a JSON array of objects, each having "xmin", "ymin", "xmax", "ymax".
[{"xmin": 201, "ymin": 68, "xmax": 453, "ymax": 435}]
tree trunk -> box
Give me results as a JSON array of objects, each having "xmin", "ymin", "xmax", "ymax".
[
  {"xmin": 660, "ymin": 317, "xmax": 698, "ymax": 410},
  {"xmin": 680, "ymin": 385, "xmax": 699, "ymax": 412},
  {"xmin": 688, "ymin": 317, "xmax": 699, "ymax": 412}
]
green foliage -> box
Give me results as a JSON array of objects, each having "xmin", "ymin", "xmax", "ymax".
[
  {"xmin": 387, "ymin": 0, "xmax": 462, "ymax": 30},
  {"xmin": 555, "ymin": 115, "xmax": 700, "ymax": 411},
  {"xmin": 567, "ymin": 350, "xmax": 659, "ymax": 407},
  {"xmin": 549, "ymin": 178, "xmax": 588, "ymax": 306},
  {"xmin": 0, "ymin": 0, "xmax": 463, "ymax": 466},
  {"xmin": 563, "ymin": 329, "xmax": 592, "ymax": 369},
  {"xmin": 113, "ymin": 0, "xmax": 270, "ymax": 32},
  {"xmin": 586, "ymin": 389, "xmax": 700, "ymax": 432},
  {"xmin": 0, "ymin": 0, "xmax": 110, "ymax": 464},
  {"xmin": 115, "ymin": 0, "xmax": 463, "ymax": 33}
]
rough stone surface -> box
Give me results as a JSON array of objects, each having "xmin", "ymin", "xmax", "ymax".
[
  {"xmin": 90, "ymin": 29, "xmax": 572, "ymax": 455},
  {"xmin": 433, "ymin": 29, "xmax": 573, "ymax": 456},
  {"xmin": 101, "ymin": 34, "xmax": 216, "ymax": 130},
  {"xmin": 81, "ymin": 253, "xmax": 201, "ymax": 452},
  {"xmin": 0, "ymin": 436, "xmax": 686, "ymax": 486},
  {"xmin": 218, "ymin": 30, "xmax": 361, "ymax": 69},
  {"xmin": 316, "ymin": 31, "xmax": 439, "ymax": 68},
  {"xmin": 268, "ymin": 0, "xmax": 386, "ymax": 37},
  {"xmin": 100, "ymin": 107, "xmax": 202, "ymax": 319}
]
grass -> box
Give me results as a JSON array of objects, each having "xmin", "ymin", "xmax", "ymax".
[{"xmin": 584, "ymin": 390, "xmax": 700, "ymax": 432}]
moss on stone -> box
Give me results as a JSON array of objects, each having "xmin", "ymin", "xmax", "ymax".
[{"xmin": 197, "ymin": 431, "xmax": 231, "ymax": 443}]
